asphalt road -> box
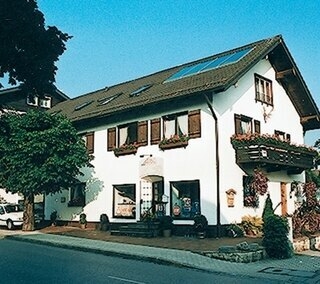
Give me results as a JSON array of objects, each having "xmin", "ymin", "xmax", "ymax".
[{"xmin": 0, "ymin": 239, "xmax": 282, "ymax": 284}]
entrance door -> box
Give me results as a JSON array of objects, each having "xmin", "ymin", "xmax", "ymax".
[{"xmin": 140, "ymin": 177, "xmax": 164, "ymax": 218}]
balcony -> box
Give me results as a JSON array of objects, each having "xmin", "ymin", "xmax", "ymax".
[{"xmin": 231, "ymin": 134, "xmax": 318, "ymax": 174}]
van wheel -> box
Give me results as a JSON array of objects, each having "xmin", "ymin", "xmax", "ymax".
[{"xmin": 7, "ymin": 220, "xmax": 14, "ymax": 230}]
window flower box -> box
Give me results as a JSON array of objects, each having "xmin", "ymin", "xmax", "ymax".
[
  {"xmin": 231, "ymin": 133, "xmax": 318, "ymax": 173},
  {"xmin": 159, "ymin": 135, "xmax": 189, "ymax": 150},
  {"xmin": 114, "ymin": 143, "xmax": 138, "ymax": 157}
]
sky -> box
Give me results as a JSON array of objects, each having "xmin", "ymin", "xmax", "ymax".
[{"xmin": 10, "ymin": 1, "xmax": 320, "ymax": 144}]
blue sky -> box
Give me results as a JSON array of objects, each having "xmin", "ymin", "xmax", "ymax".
[{"xmin": 17, "ymin": 1, "xmax": 320, "ymax": 144}]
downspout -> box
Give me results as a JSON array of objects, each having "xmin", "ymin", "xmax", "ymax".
[{"xmin": 204, "ymin": 93, "xmax": 221, "ymax": 238}]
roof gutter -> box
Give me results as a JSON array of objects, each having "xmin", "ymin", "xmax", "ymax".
[{"xmin": 204, "ymin": 93, "xmax": 221, "ymax": 238}]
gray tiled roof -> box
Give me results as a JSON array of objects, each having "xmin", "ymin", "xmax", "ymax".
[{"xmin": 50, "ymin": 35, "xmax": 320, "ymax": 131}]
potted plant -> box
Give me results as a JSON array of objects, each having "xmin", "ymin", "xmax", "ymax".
[
  {"xmin": 99, "ymin": 213, "xmax": 110, "ymax": 231},
  {"xmin": 159, "ymin": 134, "xmax": 190, "ymax": 150},
  {"xmin": 79, "ymin": 213, "xmax": 87, "ymax": 229},
  {"xmin": 50, "ymin": 210, "xmax": 57, "ymax": 226},
  {"xmin": 193, "ymin": 214, "xmax": 208, "ymax": 239},
  {"xmin": 160, "ymin": 215, "xmax": 173, "ymax": 237}
]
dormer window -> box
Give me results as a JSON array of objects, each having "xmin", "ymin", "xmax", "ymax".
[
  {"xmin": 39, "ymin": 96, "xmax": 52, "ymax": 108},
  {"xmin": 255, "ymin": 74, "xmax": 273, "ymax": 105},
  {"xmin": 27, "ymin": 95, "xmax": 38, "ymax": 106}
]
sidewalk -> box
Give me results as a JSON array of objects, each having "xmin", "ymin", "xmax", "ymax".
[{"xmin": 2, "ymin": 229, "xmax": 320, "ymax": 283}]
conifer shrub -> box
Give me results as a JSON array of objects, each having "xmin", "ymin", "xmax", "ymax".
[
  {"xmin": 262, "ymin": 214, "xmax": 293, "ymax": 259},
  {"xmin": 262, "ymin": 193, "xmax": 274, "ymax": 224}
]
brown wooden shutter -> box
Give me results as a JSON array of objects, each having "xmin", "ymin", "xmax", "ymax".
[
  {"xmin": 286, "ymin": 133, "xmax": 291, "ymax": 142},
  {"xmin": 138, "ymin": 121, "xmax": 148, "ymax": 146},
  {"xmin": 107, "ymin": 127, "xmax": 116, "ymax": 151},
  {"xmin": 234, "ymin": 114, "xmax": 241, "ymax": 135},
  {"xmin": 86, "ymin": 132, "xmax": 94, "ymax": 154},
  {"xmin": 151, "ymin": 118, "xmax": 161, "ymax": 145},
  {"xmin": 254, "ymin": 120, "xmax": 261, "ymax": 134},
  {"xmin": 188, "ymin": 110, "xmax": 201, "ymax": 139}
]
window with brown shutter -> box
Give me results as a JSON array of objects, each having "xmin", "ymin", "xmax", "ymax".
[
  {"xmin": 254, "ymin": 120, "xmax": 261, "ymax": 134},
  {"xmin": 188, "ymin": 110, "xmax": 201, "ymax": 139},
  {"xmin": 107, "ymin": 127, "xmax": 116, "ymax": 151},
  {"xmin": 234, "ymin": 114, "xmax": 252, "ymax": 135},
  {"xmin": 138, "ymin": 121, "xmax": 148, "ymax": 146},
  {"xmin": 151, "ymin": 118, "xmax": 161, "ymax": 145},
  {"xmin": 86, "ymin": 132, "xmax": 94, "ymax": 154}
]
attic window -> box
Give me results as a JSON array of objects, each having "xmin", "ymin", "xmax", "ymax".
[
  {"xmin": 165, "ymin": 47, "xmax": 252, "ymax": 83},
  {"xmin": 98, "ymin": 93, "xmax": 122, "ymax": 105},
  {"xmin": 129, "ymin": 84, "xmax": 152, "ymax": 97},
  {"xmin": 74, "ymin": 100, "xmax": 93, "ymax": 111}
]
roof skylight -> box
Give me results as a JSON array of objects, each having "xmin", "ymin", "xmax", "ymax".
[
  {"xmin": 98, "ymin": 92, "xmax": 123, "ymax": 106},
  {"xmin": 74, "ymin": 100, "xmax": 93, "ymax": 111},
  {"xmin": 129, "ymin": 84, "xmax": 152, "ymax": 97},
  {"xmin": 165, "ymin": 47, "xmax": 252, "ymax": 83}
]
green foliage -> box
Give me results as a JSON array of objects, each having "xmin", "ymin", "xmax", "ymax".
[
  {"xmin": 240, "ymin": 215, "xmax": 263, "ymax": 236},
  {"xmin": 292, "ymin": 181, "xmax": 320, "ymax": 237},
  {"xmin": 193, "ymin": 214, "xmax": 208, "ymax": 232},
  {"xmin": 0, "ymin": 0, "xmax": 71, "ymax": 95},
  {"xmin": 262, "ymin": 214, "xmax": 293, "ymax": 259},
  {"xmin": 262, "ymin": 194, "xmax": 274, "ymax": 224},
  {"xmin": 226, "ymin": 223, "xmax": 244, "ymax": 238},
  {"xmin": 0, "ymin": 110, "xmax": 91, "ymax": 197},
  {"xmin": 79, "ymin": 213, "xmax": 87, "ymax": 225}
]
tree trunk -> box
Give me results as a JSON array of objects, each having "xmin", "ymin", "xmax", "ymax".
[{"xmin": 23, "ymin": 193, "xmax": 35, "ymax": 231}]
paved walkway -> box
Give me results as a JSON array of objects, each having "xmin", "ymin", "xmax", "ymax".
[{"xmin": 2, "ymin": 230, "xmax": 320, "ymax": 283}]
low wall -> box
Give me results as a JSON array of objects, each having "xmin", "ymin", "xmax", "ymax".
[{"xmin": 293, "ymin": 234, "xmax": 320, "ymax": 252}]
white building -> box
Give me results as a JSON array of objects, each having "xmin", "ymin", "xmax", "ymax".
[{"xmin": 46, "ymin": 35, "xmax": 320, "ymax": 236}]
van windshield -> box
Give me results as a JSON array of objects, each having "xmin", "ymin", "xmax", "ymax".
[{"xmin": 5, "ymin": 204, "xmax": 23, "ymax": 213}]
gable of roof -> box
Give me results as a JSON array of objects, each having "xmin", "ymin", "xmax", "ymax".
[{"xmin": 50, "ymin": 35, "xmax": 320, "ymax": 131}]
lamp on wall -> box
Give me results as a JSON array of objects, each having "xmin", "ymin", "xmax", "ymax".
[{"xmin": 162, "ymin": 194, "xmax": 169, "ymax": 204}]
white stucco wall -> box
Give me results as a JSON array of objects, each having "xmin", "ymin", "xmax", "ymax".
[{"xmin": 45, "ymin": 57, "xmax": 307, "ymax": 227}]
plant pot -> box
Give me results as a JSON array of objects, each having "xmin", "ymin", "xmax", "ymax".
[
  {"xmin": 163, "ymin": 229, "xmax": 171, "ymax": 237},
  {"xmin": 197, "ymin": 232, "xmax": 206, "ymax": 239},
  {"xmin": 114, "ymin": 148, "xmax": 137, "ymax": 157},
  {"xmin": 80, "ymin": 223, "xmax": 86, "ymax": 229}
]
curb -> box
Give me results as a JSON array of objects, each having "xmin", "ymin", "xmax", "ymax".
[{"xmin": 5, "ymin": 235, "xmax": 200, "ymax": 270}]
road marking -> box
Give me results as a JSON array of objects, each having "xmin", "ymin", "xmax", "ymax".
[{"xmin": 108, "ymin": 275, "xmax": 146, "ymax": 284}]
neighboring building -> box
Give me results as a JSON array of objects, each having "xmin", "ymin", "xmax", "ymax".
[
  {"xmin": 0, "ymin": 86, "xmax": 69, "ymax": 205},
  {"xmin": 46, "ymin": 35, "xmax": 320, "ymax": 236}
]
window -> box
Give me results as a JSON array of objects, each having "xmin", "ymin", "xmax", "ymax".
[
  {"xmin": 85, "ymin": 132, "xmax": 94, "ymax": 154},
  {"xmin": 243, "ymin": 176, "xmax": 258, "ymax": 208},
  {"xmin": 74, "ymin": 100, "xmax": 93, "ymax": 111},
  {"xmin": 234, "ymin": 114, "xmax": 252, "ymax": 135},
  {"xmin": 163, "ymin": 112, "xmax": 188, "ymax": 138},
  {"xmin": 275, "ymin": 130, "xmax": 291, "ymax": 142},
  {"xmin": 68, "ymin": 183, "xmax": 86, "ymax": 207},
  {"xmin": 170, "ymin": 180, "xmax": 200, "ymax": 219},
  {"xmin": 27, "ymin": 95, "xmax": 38, "ymax": 106},
  {"xmin": 113, "ymin": 184, "xmax": 136, "ymax": 218},
  {"xmin": 39, "ymin": 96, "xmax": 52, "ymax": 108},
  {"xmin": 98, "ymin": 93, "xmax": 122, "ymax": 106},
  {"xmin": 255, "ymin": 74, "xmax": 273, "ymax": 105},
  {"xmin": 130, "ymin": 84, "xmax": 152, "ymax": 97},
  {"xmin": 118, "ymin": 122, "xmax": 138, "ymax": 146}
]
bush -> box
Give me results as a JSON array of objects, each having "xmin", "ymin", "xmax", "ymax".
[
  {"xmin": 262, "ymin": 193, "xmax": 274, "ymax": 224},
  {"xmin": 193, "ymin": 214, "xmax": 208, "ymax": 233},
  {"xmin": 100, "ymin": 213, "xmax": 109, "ymax": 231},
  {"xmin": 240, "ymin": 215, "xmax": 263, "ymax": 236},
  {"xmin": 226, "ymin": 223, "xmax": 244, "ymax": 238},
  {"xmin": 262, "ymin": 214, "xmax": 293, "ymax": 259},
  {"xmin": 79, "ymin": 213, "xmax": 87, "ymax": 225}
]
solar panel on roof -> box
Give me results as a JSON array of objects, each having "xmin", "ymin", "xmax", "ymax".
[{"xmin": 165, "ymin": 47, "xmax": 252, "ymax": 82}]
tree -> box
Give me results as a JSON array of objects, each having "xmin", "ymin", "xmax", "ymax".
[
  {"xmin": 262, "ymin": 193, "xmax": 274, "ymax": 224},
  {"xmin": 0, "ymin": 110, "xmax": 91, "ymax": 231},
  {"xmin": 0, "ymin": 0, "xmax": 71, "ymax": 95}
]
